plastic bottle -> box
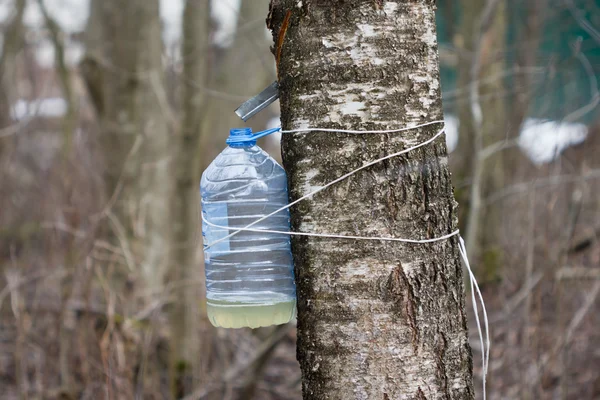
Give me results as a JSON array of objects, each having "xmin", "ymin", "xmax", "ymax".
[{"xmin": 201, "ymin": 127, "xmax": 296, "ymax": 329}]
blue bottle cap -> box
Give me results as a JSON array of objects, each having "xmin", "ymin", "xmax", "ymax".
[
  {"xmin": 226, "ymin": 127, "xmax": 282, "ymax": 147},
  {"xmin": 227, "ymin": 128, "xmax": 255, "ymax": 147}
]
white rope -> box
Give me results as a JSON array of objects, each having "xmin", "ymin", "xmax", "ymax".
[
  {"xmin": 202, "ymin": 216, "xmax": 460, "ymax": 244},
  {"xmin": 280, "ymin": 118, "xmax": 445, "ymax": 134},
  {"xmin": 459, "ymin": 237, "xmax": 490, "ymax": 400},
  {"xmin": 203, "ymin": 119, "xmax": 489, "ymax": 398}
]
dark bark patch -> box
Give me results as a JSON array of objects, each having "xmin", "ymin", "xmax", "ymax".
[
  {"xmin": 435, "ymin": 331, "xmax": 451, "ymax": 399},
  {"xmin": 414, "ymin": 387, "xmax": 428, "ymax": 400},
  {"xmin": 385, "ymin": 264, "xmax": 419, "ymax": 349}
]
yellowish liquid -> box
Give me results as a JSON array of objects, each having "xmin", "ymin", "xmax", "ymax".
[{"xmin": 207, "ymin": 299, "xmax": 296, "ymax": 329}]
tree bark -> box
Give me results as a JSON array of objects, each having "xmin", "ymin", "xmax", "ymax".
[{"xmin": 269, "ymin": 1, "xmax": 474, "ymax": 399}]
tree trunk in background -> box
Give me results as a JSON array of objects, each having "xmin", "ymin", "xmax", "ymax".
[
  {"xmin": 458, "ymin": 0, "xmax": 507, "ymax": 280},
  {"xmin": 82, "ymin": 0, "xmax": 172, "ymax": 291},
  {"xmin": 455, "ymin": 0, "xmax": 481, "ymax": 194},
  {"xmin": 169, "ymin": 0, "xmax": 211, "ymax": 397},
  {"xmin": 476, "ymin": 2, "xmax": 506, "ymax": 280},
  {"xmin": 0, "ymin": 0, "xmax": 26, "ymax": 156},
  {"xmin": 0, "ymin": 0, "xmax": 26, "ymax": 315},
  {"xmin": 270, "ymin": 1, "xmax": 474, "ymax": 398},
  {"xmin": 508, "ymin": 0, "xmax": 544, "ymax": 178},
  {"xmin": 202, "ymin": 0, "xmax": 273, "ymax": 169}
]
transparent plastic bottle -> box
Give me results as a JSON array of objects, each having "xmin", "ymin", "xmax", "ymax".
[{"xmin": 201, "ymin": 128, "xmax": 296, "ymax": 329}]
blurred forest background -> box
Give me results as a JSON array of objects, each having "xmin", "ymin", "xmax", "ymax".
[{"xmin": 0, "ymin": 0, "xmax": 599, "ymax": 399}]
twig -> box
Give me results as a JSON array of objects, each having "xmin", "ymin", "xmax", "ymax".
[
  {"xmin": 566, "ymin": 0, "xmax": 600, "ymax": 45},
  {"xmin": 149, "ymin": 70, "xmax": 177, "ymax": 131},
  {"xmin": 479, "ymin": 137, "xmax": 518, "ymax": 161},
  {"xmin": 490, "ymin": 272, "xmax": 543, "ymax": 323},
  {"xmin": 106, "ymin": 211, "xmax": 136, "ymax": 272},
  {"xmin": 485, "ymin": 169, "xmax": 600, "ymax": 205},
  {"xmin": 90, "ymin": 135, "xmax": 143, "ymax": 222},
  {"xmin": 0, "ymin": 268, "xmax": 67, "ymax": 311},
  {"xmin": 555, "ymin": 267, "xmax": 600, "ymax": 280}
]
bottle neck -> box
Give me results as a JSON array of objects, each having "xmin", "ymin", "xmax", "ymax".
[{"xmin": 228, "ymin": 140, "xmax": 256, "ymax": 148}]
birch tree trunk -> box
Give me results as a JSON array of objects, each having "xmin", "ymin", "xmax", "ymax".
[{"xmin": 269, "ymin": 1, "xmax": 475, "ymax": 398}]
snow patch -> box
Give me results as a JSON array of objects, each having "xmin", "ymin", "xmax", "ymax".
[
  {"xmin": 160, "ymin": 0, "xmax": 184, "ymax": 48},
  {"xmin": 445, "ymin": 115, "xmax": 588, "ymax": 164},
  {"xmin": 0, "ymin": 1, "xmax": 14, "ymax": 22},
  {"xmin": 23, "ymin": 0, "xmax": 90, "ymax": 34},
  {"xmin": 211, "ymin": 0, "xmax": 240, "ymax": 48},
  {"xmin": 518, "ymin": 119, "xmax": 588, "ymax": 165},
  {"xmin": 12, "ymin": 98, "xmax": 67, "ymax": 120}
]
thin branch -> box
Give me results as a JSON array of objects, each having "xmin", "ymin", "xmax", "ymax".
[
  {"xmin": 485, "ymin": 169, "xmax": 600, "ymax": 205},
  {"xmin": 555, "ymin": 267, "xmax": 600, "ymax": 280},
  {"xmin": 566, "ymin": 0, "xmax": 600, "ymax": 45}
]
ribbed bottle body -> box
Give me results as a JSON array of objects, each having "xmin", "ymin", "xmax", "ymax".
[{"xmin": 201, "ymin": 145, "xmax": 296, "ymax": 328}]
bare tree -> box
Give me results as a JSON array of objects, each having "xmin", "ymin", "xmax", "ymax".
[
  {"xmin": 458, "ymin": 0, "xmax": 508, "ymax": 276},
  {"xmin": 169, "ymin": 0, "xmax": 211, "ymax": 396},
  {"xmin": 269, "ymin": 1, "xmax": 475, "ymax": 398},
  {"xmin": 81, "ymin": 0, "xmax": 172, "ymax": 290}
]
